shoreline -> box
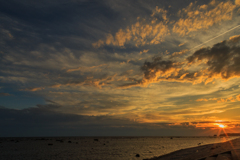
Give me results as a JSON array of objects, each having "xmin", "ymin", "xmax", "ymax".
[{"xmin": 146, "ymin": 137, "xmax": 240, "ymax": 160}]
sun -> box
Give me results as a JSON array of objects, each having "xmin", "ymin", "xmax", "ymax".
[{"xmin": 218, "ymin": 124, "xmax": 225, "ymax": 128}]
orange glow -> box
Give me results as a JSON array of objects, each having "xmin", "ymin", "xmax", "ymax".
[{"xmin": 218, "ymin": 124, "xmax": 225, "ymax": 128}]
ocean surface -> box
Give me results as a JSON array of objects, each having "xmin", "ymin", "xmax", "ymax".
[{"xmin": 0, "ymin": 136, "xmax": 239, "ymax": 160}]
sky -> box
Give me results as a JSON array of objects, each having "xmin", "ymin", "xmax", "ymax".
[{"xmin": 1, "ymin": 0, "xmax": 240, "ymax": 137}]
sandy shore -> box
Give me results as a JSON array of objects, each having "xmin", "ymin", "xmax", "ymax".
[{"xmin": 146, "ymin": 137, "xmax": 240, "ymax": 160}]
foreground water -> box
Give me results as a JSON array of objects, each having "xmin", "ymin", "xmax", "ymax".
[{"xmin": 0, "ymin": 136, "xmax": 239, "ymax": 160}]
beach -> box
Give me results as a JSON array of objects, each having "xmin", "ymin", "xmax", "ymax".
[
  {"xmin": 147, "ymin": 137, "xmax": 240, "ymax": 160},
  {"xmin": 0, "ymin": 137, "xmax": 239, "ymax": 160}
]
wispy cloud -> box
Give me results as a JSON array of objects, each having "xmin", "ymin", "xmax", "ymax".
[
  {"xmin": 93, "ymin": 7, "xmax": 169, "ymax": 47},
  {"xmin": 93, "ymin": 0, "xmax": 239, "ymax": 48}
]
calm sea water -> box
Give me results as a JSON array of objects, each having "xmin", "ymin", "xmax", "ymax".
[
  {"xmin": 0, "ymin": 136, "xmax": 239, "ymax": 160},
  {"xmin": 74, "ymin": 136, "xmax": 238, "ymax": 160}
]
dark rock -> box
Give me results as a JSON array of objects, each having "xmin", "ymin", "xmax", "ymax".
[
  {"xmin": 94, "ymin": 139, "xmax": 98, "ymax": 141},
  {"xmin": 56, "ymin": 139, "xmax": 64, "ymax": 143},
  {"xmin": 56, "ymin": 139, "xmax": 61, "ymax": 142},
  {"xmin": 48, "ymin": 143, "xmax": 53, "ymax": 146},
  {"xmin": 136, "ymin": 154, "xmax": 140, "ymax": 157},
  {"xmin": 76, "ymin": 142, "xmax": 78, "ymax": 144},
  {"xmin": 36, "ymin": 138, "xmax": 47, "ymax": 141},
  {"xmin": 68, "ymin": 141, "xmax": 72, "ymax": 143}
]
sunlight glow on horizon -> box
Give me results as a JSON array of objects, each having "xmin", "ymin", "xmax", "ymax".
[{"xmin": 218, "ymin": 124, "xmax": 226, "ymax": 128}]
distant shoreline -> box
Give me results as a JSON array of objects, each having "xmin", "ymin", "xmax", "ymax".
[{"xmin": 219, "ymin": 133, "xmax": 240, "ymax": 136}]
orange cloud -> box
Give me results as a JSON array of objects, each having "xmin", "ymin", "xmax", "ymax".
[
  {"xmin": 151, "ymin": 6, "xmax": 167, "ymax": 20},
  {"xmin": 139, "ymin": 49, "xmax": 149, "ymax": 55},
  {"xmin": 217, "ymin": 98, "xmax": 228, "ymax": 103},
  {"xmin": 170, "ymin": 49, "xmax": 188, "ymax": 58},
  {"xmin": 93, "ymin": 0, "xmax": 239, "ymax": 48},
  {"xmin": 196, "ymin": 99, "xmax": 208, "ymax": 102},
  {"xmin": 93, "ymin": 8, "xmax": 169, "ymax": 48},
  {"xmin": 196, "ymin": 95, "xmax": 240, "ymax": 103},
  {"xmin": 236, "ymin": 94, "xmax": 240, "ymax": 101},
  {"xmin": 236, "ymin": 0, "xmax": 240, "ymax": 6},
  {"xmin": 229, "ymin": 34, "xmax": 240, "ymax": 43},
  {"xmin": 227, "ymin": 97, "xmax": 236, "ymax": 102},
  {"xmin": 173, "ymin": 0, "xmax": 237, "ymax": 36},
  {"xmin": 94, "ymin": 21, "xmax": 169, "ymax": 47},
  {"xmin": 92, "ymin": 40, "xmax": 104, "ymax": 48},
  {"xmin": 178, "ymin": 43, "xmax": 185, "ymax": 47}
]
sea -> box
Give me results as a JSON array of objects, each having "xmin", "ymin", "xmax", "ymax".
[{"xmin": 0, "ymin": 136, "xmax": 239, "ymax": 160}]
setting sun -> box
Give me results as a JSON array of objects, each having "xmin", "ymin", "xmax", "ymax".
[{"xmin": 218, "ymin": 124, "xmax": 225, "ymax": 128}]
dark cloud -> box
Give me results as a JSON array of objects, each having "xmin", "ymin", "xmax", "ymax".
[
  {"xmin": 141, "ymin": 56, "xmax": 178, "ymax": 80},
  {"xmin": 120, "ymin": 34, "xmax": 240, "ymax": 88},
  {"xmin": 187, "ymin": 40, "xmax": 240, "ymax": 80},
  {"xmin": 0, "ymin": 105, "xmax": 134, "ymax": 136},
  {"xmin": 118, "ymin": 56, "xmax": 185, "ymax": 88},
  {"xmin": 0, "ymin": 104, "xmax": 216, "ymax": 137}
]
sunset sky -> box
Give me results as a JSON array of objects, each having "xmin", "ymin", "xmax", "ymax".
[{"xmin": 1, "ymin": 0, "xmax": 240, "ymax": 137}]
